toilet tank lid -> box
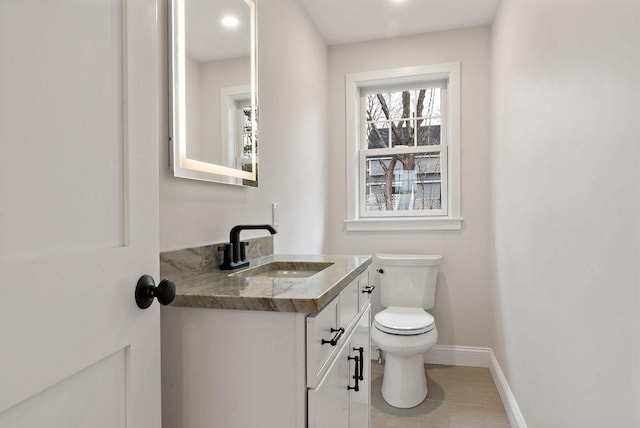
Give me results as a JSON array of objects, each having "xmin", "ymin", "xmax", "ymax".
[{"xmin": 375, "ymin": 253, "xmax": 442, "ymax": 267}]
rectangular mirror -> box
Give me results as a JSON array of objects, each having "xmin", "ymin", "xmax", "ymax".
[{"xmin": 169, "ymin": 0, "xmax": 258, "ymax": 186}]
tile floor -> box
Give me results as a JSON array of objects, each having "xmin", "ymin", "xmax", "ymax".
[{"xmin": 371, "ymin": 362, "xmax": 510, "ymax": 428}]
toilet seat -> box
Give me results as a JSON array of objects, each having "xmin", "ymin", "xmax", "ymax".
[{"xmin": 374, "ymin": 307, "xmax": 435, "ymax": 336}]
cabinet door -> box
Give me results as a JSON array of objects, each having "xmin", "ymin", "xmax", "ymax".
[
  {"xmin": 350, "ymin": 306, "xmax": 371, "ymax": 428},
  {"xmin": 340, "ymin": 277, "xmax": 360, "ymax": 332},
  {"xmin": 308, "ymin": 340, "xmax": 350, "ymax": 428}
]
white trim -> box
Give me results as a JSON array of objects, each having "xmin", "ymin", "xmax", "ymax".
[
  {"xmin": 360, "ymin": 79, "xmax": 447, "ymax": 95},
  {"xmin": 446, "ymin": 64, "xmax": 461, "ymax": 222},
  {"xmin": 345, "ymin": 217, "xmax": 462, "ymax": 231},
  {"xmin": 345, "ymin": 63, "xmax": 461, "ymax": 231},
  {"xmin": 424, "ymin": 345, "xmax": 491, "ymax": 367},
  {"xmin": 361, "ymin": 145, "xmax": 443, "ymax": 157},
  {"xmin": 369, "ymin": 345, "xmax": 491, "ymax": 367},
  {"xmin": 489, "ymin": 350, "xmax": 528, "ymax": 428}
]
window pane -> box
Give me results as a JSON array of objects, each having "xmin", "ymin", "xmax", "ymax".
[
  {"xmin": 365, "ymin": 93, "xmax": 387, "ymax": 122},
  {"xmin": 242, "ymin": 105, "xmax": 254, "ymax": 157},
  {"xmin": 390, "ymin": 119, "xmax": 415, "ymax": 147},
  {"xmin": 416, "ymin": 124, "xmax": 440, "ymax": 146},
  {"xmin": 365, "ymin": 92, "xmax": 393, "ymax": 121},
  {"xmin": 366, "ymin": 122, "xmax": 390, "ymax": 149},
  {"xmin": 414, "ymin": 182, "xmax": 441, "ymax": 210},
  {"xmin": 388, "ymin": 91, "xmax": 406, "ymax": 120},
  {"xmin": 366, "ymin": 91, "xmax": 413, "ymax": 122},
  {"xmin": 364, "ymin": 152, "xmax": 442, "ymax": 213},
  {"xmin": 416, "ymin": 88, "xmax": 441, "ymax": 120},
  {"xmin": 416, "ymin": 88, "xmax": 441, "ymax": 146}
]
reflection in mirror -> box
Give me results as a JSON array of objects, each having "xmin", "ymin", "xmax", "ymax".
[{"xmin": 170, "ymin": 0, "xmax": 258, "ymax": 186}]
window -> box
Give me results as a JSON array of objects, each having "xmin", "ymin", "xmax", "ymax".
[
  {"xmin": 345, "ymin": 64, "xmax": 462, "ymax": 231},
  {"xmin": 220, "ymin": 86, "xmax": 256, "ymax": 182}
]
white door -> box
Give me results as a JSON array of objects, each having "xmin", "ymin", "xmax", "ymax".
[{"xmin": 0, "ymin": 0, "xmax": 160, "ymax": 427}]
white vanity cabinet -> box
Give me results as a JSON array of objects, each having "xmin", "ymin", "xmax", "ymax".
[
  {"xmin": 308, "ymin": 306, "xmax": 371, "ymax": 428},
  {"xmin": 306, "ymin": 276, "xmax": 363, "ymax": 388},
  {"xmin": 307, "ymin": 272, "xmax": 372, "ymax": 428},
  {"xmin": 161, "ymin": 268, "xmax": 372, "ymax": 428}
]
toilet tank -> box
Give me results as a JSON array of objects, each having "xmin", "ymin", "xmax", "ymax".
[{"xmin": 375, "ymin": 253, "xmax": 442, "ymax": 309}]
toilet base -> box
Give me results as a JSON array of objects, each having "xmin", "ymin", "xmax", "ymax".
[{"xmin": 381, "ymin": 352, "xmax": 427, "ymax": 408}]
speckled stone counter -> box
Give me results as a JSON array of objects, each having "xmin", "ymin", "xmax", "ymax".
[{"xmin": 161, "ymin": 242, "xmax": 371, "ymax": 313}]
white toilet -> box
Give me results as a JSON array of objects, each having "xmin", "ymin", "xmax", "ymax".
[{"xmin": 371, "ymin": 253, "xmax": 442, "ymax": 408}]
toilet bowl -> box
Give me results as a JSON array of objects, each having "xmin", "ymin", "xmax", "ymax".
[
  {"xmin": 372, "ymin": 254, "xmax": 441, "ymax": 408},
  {"xmin": 372, "ymin": 307, "xmax": 438, "ymax": 408}
]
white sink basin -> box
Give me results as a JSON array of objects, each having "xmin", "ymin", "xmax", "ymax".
[
  {"xmin": 253, "ymin": 269, "xmax": 319, "ymax": 278},
  {"xmin": 231, "ymin": 261, "xmax": 333, "ymax": 279}
]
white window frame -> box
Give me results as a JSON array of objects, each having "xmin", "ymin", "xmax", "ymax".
[
  {"xmin": 220, "ymin": 85, "xmax": 251, "ymax": 171},
  {"xmin": 344, "ymin": 63, "xmax": 462, "ymax": 231}
]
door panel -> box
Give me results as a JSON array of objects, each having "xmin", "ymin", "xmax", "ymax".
[
  {"xmin": 0, "ymin": 349, "xmax": 127, "ymax": 428},
  {"xmin": 0, "ymin": 0, "xmax": 160, "ymax": 426},
  {"xmin": 0, "ymin": 0, "xmax": 125, "ymax": 261}
]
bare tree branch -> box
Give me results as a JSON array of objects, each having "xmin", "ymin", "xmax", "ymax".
[
  {"xmin": 416, "ymin": 89, "xmax": 426, "ymax": 126},
  {"xmin": 376, "ymin": 94, "xmax": 404, "ymax": 145},
  {"xmin": 378, "ymin": 157, "xmax": 398, "ymax": 210}
]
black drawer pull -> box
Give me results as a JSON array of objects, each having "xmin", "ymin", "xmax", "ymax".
[
  {"xmin": 321, "ymin": 327, "xmax": 345, "ymax": 346},
  {"xmin": 347, "ymin": 355, "xmax": 360, "ymax": 392},
  {"xmin": 354, "ymin": 347, "xmax": 364, "ymax": 380},
  {"xmin": 361, "ymin": 285, "xmax": 375, "ymax": 294}
]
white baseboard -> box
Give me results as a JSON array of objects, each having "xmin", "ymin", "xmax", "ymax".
[
  {"xmin": 488, "ymin": 349, "xmax": 527, "ymax": 428},
  {"xmin": 424, "ymin": 345, "xmax": 491, "ymax": 367},
  {"xmin": 371, "ymin": 344, "xmax": 527, "ymax": 428},
  {"xmin": 369, "ymin": 344, "xmax": 491, "ymax": 367}
]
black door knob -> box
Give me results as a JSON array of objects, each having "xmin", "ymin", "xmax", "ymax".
[{"xmin": 135, "ymin": 275, "xmax": 176, "ymax": 309}]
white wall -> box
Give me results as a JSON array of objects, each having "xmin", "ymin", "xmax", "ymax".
[
  {"xmin": 160, "ymin": 0, "xmax": 328, "ymax": 253},
  {"xmin": 326, "ymin": 27, "xmax": 493, "ymax": 348},
  {"xmin": 491, "ymin": 0, "xmax": 640, "ymax": 425}
]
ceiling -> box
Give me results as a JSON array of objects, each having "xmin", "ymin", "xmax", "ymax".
[
  {"xmin": 298, "ymin": 0, "xmax": 500, "ymax": 46},
  {"xmin": 185, "ymin": 0, "xmax": 251, "ymax": 62},
  {"xmin": 185, "ymin": 0, "xmax": 500, "ymax": 62}
]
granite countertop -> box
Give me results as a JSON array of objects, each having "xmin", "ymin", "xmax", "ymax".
[{"xmin": 165, "ymin": 253, "xmax": 372, "ymax": 313}]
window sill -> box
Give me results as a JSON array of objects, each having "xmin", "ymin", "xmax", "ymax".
[{"xmin": 344, "ymin": 217, "xmax": 463, "ymax": 232}]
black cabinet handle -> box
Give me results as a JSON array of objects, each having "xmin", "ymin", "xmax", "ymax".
[
  {"xmin": 361, "ymin": 285, "xmax": 375, "ymax": 294},
  {"xmin": 347, "ymin": 355, "xmax": 360, "ymax": 391},
  {"xmin": 135, "ymin": 275, "xmax": 176, "ymax": 309},
  {"xmin": 321, "ymin": 327, "xmax": 345, "ymax": 346},
  {"xmin": 354, "ymin": 347, "xmax": 364, "ymax": 380},
  {"xmin": 377, "ymin": 268, "xmax": 384, "ymax": 274}
]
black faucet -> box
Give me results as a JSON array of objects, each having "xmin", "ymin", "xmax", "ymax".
[{"xmin": 219, "ymin": 224, "xmax": 277, "ymax": 270}]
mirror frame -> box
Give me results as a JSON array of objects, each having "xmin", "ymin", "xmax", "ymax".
[{"xmin": 169, "ymin": 0, "xmax": 258, "ymax": 186}]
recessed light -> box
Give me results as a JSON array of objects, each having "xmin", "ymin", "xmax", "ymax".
[
  {"xmin": 390, "ymin": 0, "xmax": 407, "ymax": 4},
  {"xmin": 221, "ymin": 16, "xmax": 239, "ymax": 28}
]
